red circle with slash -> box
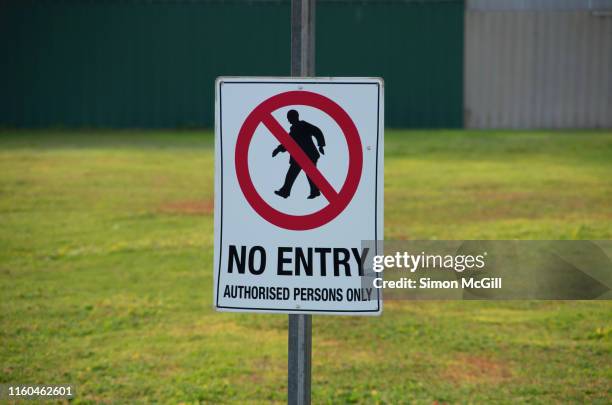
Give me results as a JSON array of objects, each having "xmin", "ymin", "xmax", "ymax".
[{"xmin": 235, "ymin": 90, "xmax": 363, "ymax": 231}]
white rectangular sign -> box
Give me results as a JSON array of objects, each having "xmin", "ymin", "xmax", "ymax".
[{"xmin": 214, "ymin": 77, "xmax": 383, "ymax": 315}]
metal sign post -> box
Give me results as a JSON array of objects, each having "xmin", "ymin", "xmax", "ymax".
[
  {"xmin": 288, "ymin": 3, "xmax": 315, "ymax": 405},
  {"xmin": 214, "ymin": 0, "xmax": 382, "ymax": 400}
]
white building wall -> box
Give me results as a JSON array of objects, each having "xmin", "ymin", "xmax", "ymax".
[{"xmin": 465, "ymin": 1, "xmax": 612, "ymax": 129}]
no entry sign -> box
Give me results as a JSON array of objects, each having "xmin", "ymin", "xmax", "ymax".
[
  {"xmin": 235, "ymin": 90, "xmax": 363, "ymax": 231},
  {"xmin": 214, "ymin": 77, "xmax": 383, "ymax": 315}
]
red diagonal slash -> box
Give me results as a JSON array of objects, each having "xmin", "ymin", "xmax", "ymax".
[{"xmin": 261, "ymin": 114, "xmax": 340, "ymax": 204}]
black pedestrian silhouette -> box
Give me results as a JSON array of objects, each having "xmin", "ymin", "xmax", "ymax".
[{"xmin": 272, "ymin": 110, "xmax": 326, "ymax": 199}]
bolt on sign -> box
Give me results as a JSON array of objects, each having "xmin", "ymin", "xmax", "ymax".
[{"xmin": 214, "ymin": 77, "xmax": 384, "ymax": 315}]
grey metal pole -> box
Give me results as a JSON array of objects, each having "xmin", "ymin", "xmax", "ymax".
[
  {"xmin": 288, "ymin": 314, "xmax": 311, "ymax": 405},
  {"xmin": 291, "ymin": 0, "xmax": 315, "ymax": 77},
  {"xmin": 288, "ymin": 2, "xmax": 314, "ymax": 405}
]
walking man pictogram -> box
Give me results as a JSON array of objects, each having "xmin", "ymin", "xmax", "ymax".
[{"xmin": 272, "ymin": 109, "xmax": 326, "ymax": 199}]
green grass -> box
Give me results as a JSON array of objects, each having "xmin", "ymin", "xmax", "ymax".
[{"xmin": 1, "ymin": 129, "xmax": 611, "ymax": 404}]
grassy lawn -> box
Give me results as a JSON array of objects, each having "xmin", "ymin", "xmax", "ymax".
[{"xmin": 0, "ymin": 130, "xmax": 610, "ymax": 403}]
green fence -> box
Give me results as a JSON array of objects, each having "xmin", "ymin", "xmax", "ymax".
[
  {"xmin": 0, "ymin": 0, "xmax": 463, "ymax": 128},
  {"xmin": 317, "ymin": 1, "xmax": 464, "ymax": 128}
]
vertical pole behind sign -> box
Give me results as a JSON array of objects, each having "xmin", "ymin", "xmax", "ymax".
[{"xmin": 288, "ymin": 2, "xmax": 314, "ymax": 405}]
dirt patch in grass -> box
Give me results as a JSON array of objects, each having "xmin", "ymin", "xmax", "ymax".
[
  {"xmin": 159, "ymin": 200, "xmax": 213, "ymax": 215},
  {"xmin": 444, "ymin": 354, "xmax": 512, "ymax": 385}
]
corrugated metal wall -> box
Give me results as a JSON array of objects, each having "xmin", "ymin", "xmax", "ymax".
[
  {"xmin": 465, "ymin": 2, "xmax": 612, "ymax": 129},
  {"xmin": 0, "ymin": 0, "xmax": 290, "ymax": 128},
  {"xmin": 317, "ymin": 0, "xmax": 464, "ymax": 128},
  {"xmin": 4, "ymin": 0, "xmax": 611, "ymax": 130},
  {"xmin": 0, "ymin": 0, "xmax": 464, "ymax": 129}
]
